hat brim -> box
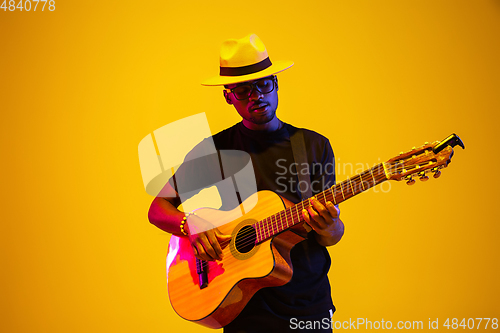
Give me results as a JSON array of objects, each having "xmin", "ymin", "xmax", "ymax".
[{"xmin": 201, "ymin": 60, "xmax": 294, "ymax": 86}]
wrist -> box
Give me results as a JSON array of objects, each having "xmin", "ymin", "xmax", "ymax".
[
  {"xmin": 180, "ymin": 211, "xmax": 196, "ymax": 236},
  {"xmin": 315, "ymin": 218, "xmax": 344, "ymax": 246}
]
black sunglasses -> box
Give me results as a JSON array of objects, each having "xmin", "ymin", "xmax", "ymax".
[{"xmin": 225, "ymin": 76, "xmax": 276, "ymax": 100}]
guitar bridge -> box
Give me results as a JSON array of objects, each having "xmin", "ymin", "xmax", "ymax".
[{"xmin": 196, "ymin": 258, "xmax": 208, "ymax": 289}]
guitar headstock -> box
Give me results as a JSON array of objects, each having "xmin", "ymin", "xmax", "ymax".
[{"xmin": 385, "ymin": 134, "xmax": 465, "ymax": 184}]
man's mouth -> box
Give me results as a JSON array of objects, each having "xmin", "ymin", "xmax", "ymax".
[{"xmin": 251, "ymin": 103, "xmax": 269, "ymax": 111}]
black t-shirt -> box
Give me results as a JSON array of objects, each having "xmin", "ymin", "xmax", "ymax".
[{"xmin": 170, "ymin": 122, "xmax": 336, "ymax": 333}]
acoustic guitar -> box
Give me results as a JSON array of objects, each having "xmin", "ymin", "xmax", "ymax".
[{"xmin": 166, "ymin": 134, "xmax": 465, "ymax": 329}]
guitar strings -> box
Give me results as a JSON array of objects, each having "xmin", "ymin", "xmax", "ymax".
[
  {"xmin": 228, "ymin": 187, "xmax": 349, "ymax": 250},
  {"xmin": 199, "ymin": 185, "xmax": 386, "ymax": 266},
  {"xmin": 195, "ymin": 205, "xmax": 309, "ymax": 258},
  {"xmin": 197, "ymin": 201, "xmax": 313, "ymax": 262},
  {"xmin": 197, "ymin": 171, "xmax": 430, "ymax": 271},
  {"xmin": 217, "ymin": 181, "xmax": 352, "ymax": 251},
  {"xmin": 215, "ymin": 197, "xmax": 324, "ymax": 252},
  {"xmin": 195, "ymin": 160, "xmax": 434, "ymax": 263},
  {"xmin": 231, "ymin": 161, "xmax": 427, "ymax": 245},
  {"xmin": 194, "ymin": 201, "xmax": 315, "ymax": 251}
]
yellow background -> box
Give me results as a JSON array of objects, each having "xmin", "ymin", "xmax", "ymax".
[{"xmin": 1, "ymin": 0, "xmax": 499, "ymax": 331}]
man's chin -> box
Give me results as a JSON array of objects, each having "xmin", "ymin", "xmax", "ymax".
[
  {"xmin": 248, "ymin": 110, "xmax": 276, "ymax": 124},
  {"xmin": 249, "ymin": 115, "xmax": 274, "ymax": 125}
]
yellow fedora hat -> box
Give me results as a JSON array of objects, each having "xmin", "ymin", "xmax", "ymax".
[{"xmin": 201, "ymin": 34, "xmax": 294, "ymax": 86}]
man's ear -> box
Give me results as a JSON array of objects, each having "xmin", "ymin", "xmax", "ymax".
[
  {"xmin": 223, "ymin": 90, "xmax": 233, "ymax": 104},
  {"xmin": 275, "ymin": 76, "xmax": 279, "ymax": 91}
]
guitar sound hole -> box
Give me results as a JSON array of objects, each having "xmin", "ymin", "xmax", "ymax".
[{"xmin": 235, "ymin": 225, "xmax": 257, "ymax": 254}]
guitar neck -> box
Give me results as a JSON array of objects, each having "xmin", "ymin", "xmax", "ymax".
[{"xmin": 255, "ymin": 162, "xmax": 388, "ymax": 243}]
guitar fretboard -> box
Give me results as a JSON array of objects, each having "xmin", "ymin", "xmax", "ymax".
[{"xmin": 254, "ymin": 163, "xmax": 388, "ymax": 244}]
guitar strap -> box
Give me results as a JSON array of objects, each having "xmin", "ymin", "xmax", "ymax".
[{"xmin": 287, "ymin": 126, "xmax": 312, "ymax": 201}]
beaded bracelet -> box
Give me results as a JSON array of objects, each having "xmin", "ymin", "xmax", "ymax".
[{"xmin": 180, "ymin": 211, "xmax": 196, "ymax": 236}]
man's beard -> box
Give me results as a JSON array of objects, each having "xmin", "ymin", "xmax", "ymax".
[{"xmin": 246, "ymin": 109, "xmax": 276, "ymax": 125}]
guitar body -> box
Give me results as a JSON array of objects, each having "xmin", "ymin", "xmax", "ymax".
[
  {"xmin": 164, "ymin": 133, "xmax": 464, "ymax": 329},
  {"xmin": 166, "ymin": 190, "xmax": 308, "ymax": 329}
]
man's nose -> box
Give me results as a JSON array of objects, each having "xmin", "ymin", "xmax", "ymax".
[{"xmin": 249, "ymin": 87, "xmax": 263, "ymax": 100}]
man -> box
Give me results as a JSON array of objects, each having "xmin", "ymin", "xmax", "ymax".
[{"xmin": 149, "ymin": 34, "xmax": 344, "ymax": 332}]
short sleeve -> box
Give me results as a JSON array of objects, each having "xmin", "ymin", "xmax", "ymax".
[
  {"xmin": 309, "ymin": 138, "xmax": 336, "ymax": 195},
  {"xmin": 168, "ymin": 138, "xmax": 223, "ymax": 201}
]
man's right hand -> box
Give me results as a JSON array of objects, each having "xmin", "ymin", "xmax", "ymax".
[{"xmin": 186, "ymin": 214, "xmax": 232, "ymax": 261}]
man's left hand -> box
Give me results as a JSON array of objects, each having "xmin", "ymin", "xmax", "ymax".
[{"xmin": 302, "ymin": 197, "xmax": 344, "ymax": 247}]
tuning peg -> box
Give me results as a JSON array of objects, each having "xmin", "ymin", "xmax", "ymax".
[
  {"xmin": 405, "ymin": 175, "xmax": 415, "ymax": 185},
  {"xmin": 418, "ymin": 171, "xmax": 429, "ymax": 181},
  {"xmin": 430, "ymin": 167, "xmax": 442, "ymax": 179}
]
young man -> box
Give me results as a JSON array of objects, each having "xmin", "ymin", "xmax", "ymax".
[{"xmin": 149, "ymin": 34, "xmax": 344, "ymax": 332}]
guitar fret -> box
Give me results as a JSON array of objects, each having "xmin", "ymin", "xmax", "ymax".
[
  {"xmin": 276, "ymin": 212, "xmax": 280, "ymax": 233},
  {"xmin": 262, "ymin": 217, "xmax": 266, "ymax": 237},
  {"xmin": 264, "ymin": 218, "xmax": 269, "ymax": 238},
  {"xmin": 280, "ymin": 211, "xmax": 283, "ymax": 233},
  {"xmin": 281, "ymin": 210, "xmax": 286, "ymax": 231},
  {"xmin": 256, "ymin": 163, "xmax": 391, "ymax": 243},
  {"xmin": 284, "ymin": 209, "xmax": 288, "ymax": 230},
  {"xmin": 262, "ymin": 220, "xmax": 265, "ymax": 240},
  {"xmin": 270, "ymin": 215, "xmax": 274, "ymax": 236},
  {"xmin": 262, "ymin": 221, "xmax": 265, "ymax": 242},
  {"xmin": 363, "ymin": 171, "xmax": 369, "ymax": 187},
  {"xmin": 357, "ymin": 175, "xmax": 363, "ymax": 191},
  {"xmin": 260, "ymin": 220, "xmax": 264, "ymax": 240},
  {"xmin": 269, "ymin": 216, "xmax": 278, "ymax": 237},
  {"xmin": 350, "ymin": 177, "xmax": 357, "ymax": 195},
  {"xmin": 330, "ymin": 188, "xmax": 337, "ymax": 205},
  {"xmin": 269, "ymin": 216, "xmax": 273, "ymax": 236},
  {"xmin": 359, "ymin": 173, "xmax": 366, "ymax": 191},
  {"xmin": 285, "ymin": 210, "xmax": 288, "ymax": 229},
  {"xmin": 333, "ymin": 185, "xmax": 340, "ymax": 204},
  {"xmin": 282, "ymin": 210, "xmax": 287, "ymax": 231},
  {"xmin": 277, "ymin": 212, "xmax": 281, "ymax": 234},
  {"xmin": 279, "ymin": 211, "xmax": 284, "ymax": 232},
  {"xmin": 370, "ymin": 167, "xmax": 376, "ymax": 186},
  {"xmin": 344, "ymin": 180, "xmax": 351, "ymax": 198},
  {"xmin": 349, "ymin": 177, "xmax": 355, "ymax": 196},
  {"xmin": 256, "ymin": 222, "xmax": 260, "ymax": 243},
  {"xmin": 254, "ymin": 222, "xmax": 258, "ymax": 243},
  {"xmin": 292, "ymin": 205, "xmax": 300, "ymax": 226},
  {"xmin": 270, "ymin": 215, "xmax": 275, "ymax": 235}
]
